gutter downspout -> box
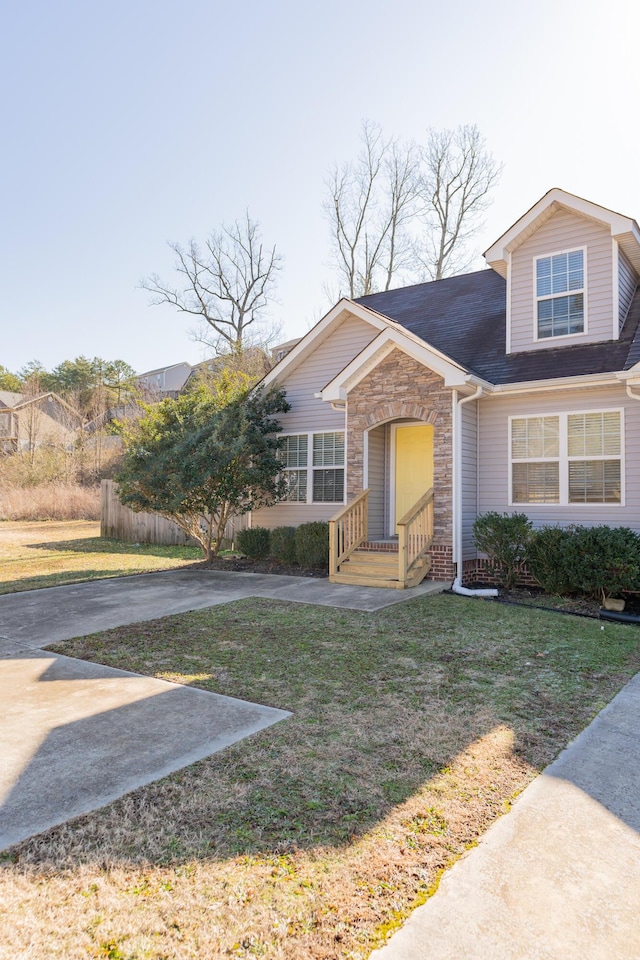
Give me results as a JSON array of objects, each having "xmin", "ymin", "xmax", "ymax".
[{"xmin": 451, "ymin": 384, "xmax": 498, "ymax": 598}]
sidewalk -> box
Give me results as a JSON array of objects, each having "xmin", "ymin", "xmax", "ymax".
[{"xmin": 371, "ymin": 670, "xmax": 640, "ymax": 960}]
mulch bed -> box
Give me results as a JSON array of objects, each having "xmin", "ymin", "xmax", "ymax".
[
  {"xmin": 465, "ymin": 584, "xmax": 640, "ymax": 621},
  {"xmin": 186, "ymin": 556, "xmax": 329, "ymax": 578}
]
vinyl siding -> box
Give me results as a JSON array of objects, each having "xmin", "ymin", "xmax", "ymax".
[
  {"xmin": 509, "ymin": 209, "xmax": 613, "ymax": 353},
  {"xmin": 252, "ymin": 315, "xmax": 378, "ymax": 528},
  {"xmin": 366, "ymin": 423, "xmax": 387, "ymax": 539},
  {"xmin": 619, "ymin": 249, "xmax": 637, "ymax": 329},
  {"xmin": 478, "ymin": 385, "xmax": 640, "ymax": 529},
  {"xmin": 461, "ymin": 399, "xmax": 478, "ymax": 559}
]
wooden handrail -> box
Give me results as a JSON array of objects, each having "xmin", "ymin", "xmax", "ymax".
[
  {"xmin": 396, "ymin": 487, "xmax": 434, "ymax": 528},
  {"xmin": 329, "ymin": 487, "xmax": 369, "ymax": 523},
  {"xmin": 397, "ymin": 488, "xmax": 434, "ymax": 585},
  {"xmin": 329, "ymin": 488, "xmax": 369, "ymax": 575}
]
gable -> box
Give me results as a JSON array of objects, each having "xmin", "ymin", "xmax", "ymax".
[{"xmin": 509, "ymin": 207, "xmax": 614, "ymax": 353}]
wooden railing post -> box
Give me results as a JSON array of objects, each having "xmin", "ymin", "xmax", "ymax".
[
  {"xmin": 328, "ymin": 489, "xmax": 370, "ymax": 578},
  {"xmin": 396, "ymin": 488, "xmax": 434, "ymax": 586}
]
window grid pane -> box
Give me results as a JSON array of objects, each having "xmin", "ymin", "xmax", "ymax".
[
  {"xmin": 569, "ymin": 460, "xmax": 621, "ymax": 503},
  {"xmin": 512, "ymin": 462, "xmax": 560, "ymax": 504},
  {"xmin": 313, "ymin": 432, "xmax": 345, "ymax": 467},
  {"xmin": 282, "ymin": 434, "xmax": 308, "ymax": 469},
  {"xmin": 567, "ymin": 412, "xmax": 621, "ymax": 458},
  {"xmin": 512, "ymin": 416, "xmax": 559, "ymax": 459},
  {"xmin": 312, "ymin": 468, "xmax": 344, "ymax": 503},
  {"xmin": 284, "ymin": 469, "xmax": 307, "ymax": 502}
]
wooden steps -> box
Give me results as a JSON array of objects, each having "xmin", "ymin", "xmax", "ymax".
[{"xmin": 329, "ymin": 546, "xmax": 432, "ymax": 589}]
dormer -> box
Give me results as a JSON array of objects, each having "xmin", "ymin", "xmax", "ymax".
[{"xmin": 484, "ymin": 189, "xmax": 640, "ymax": 355}]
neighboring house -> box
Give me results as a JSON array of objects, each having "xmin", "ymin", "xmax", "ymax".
[
  {"xmin": 252, "ymin": 188, "xmax": 640, "ymax": 588},
  {"xmin": 0, "ymin": 391, "xmax": 84, "ymax": 454},
  {"xmin": 137, "ymin": 362, "xmax": 193, "ymax": 399}
]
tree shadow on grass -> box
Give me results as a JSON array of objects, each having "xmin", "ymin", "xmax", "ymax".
[
  {"xmin": 3, "ymin": 594, "xmax": 640, "ymax": 872},
  {"xmin": 25, "ymin": 536, "xmax": 201, "ymax": 560}
]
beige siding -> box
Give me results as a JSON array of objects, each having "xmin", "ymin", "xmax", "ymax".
[
  {"xmin": 619, "ymin": 249, "xmax": 637, "ymax": 328},
  {"xmin": 252, "ymin": 315, "xmax": 377, "ymax": 528},
  {"xmin": 478, "ymin": 385, "xmax": 640, "ymax": 529},
  {"xmin": 366, "ymin": 423, "xmax": 388, "ymax": 539},
  {"xmin": 509, "ymin": 209, "xmax": 613, "ymax": 353},
  {"xmin": 461, "ymin": 399, "xmax": 478, "ymax": 559}
]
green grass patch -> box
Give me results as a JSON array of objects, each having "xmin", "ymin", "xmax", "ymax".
[{"xmin": 3, "ymin": 594, "xmax": 637, "ymax": 958}]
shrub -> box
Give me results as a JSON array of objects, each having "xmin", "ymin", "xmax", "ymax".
[
  {"xmin": 472, "ymin": 511, "xmax": 532, "ymax": 589},
  {"xmin": 528, "ymin": 524, "xmax": 640, "ymax": 601},
  {"xmin": 294, "ymin": 521, "xmax": 329, "ymax": 569},
  {"xmin": 569, "ymin": 526, "xmax": 640, "ymax": 601},
  {"xmin": 270, "ymin": 526, "xmax": 298, "ymax": 565},
  {"xmin": 237, "ymin": 526, "xmax": 271, "ymax": 560},
  {"xmin": 526, "ymin": 526, "xmax": 576, "ymax": 595}
]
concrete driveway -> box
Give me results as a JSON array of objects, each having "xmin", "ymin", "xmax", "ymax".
[{"xmin": 0, "ymin": 569, "xmax": 442, "ymax": 851}]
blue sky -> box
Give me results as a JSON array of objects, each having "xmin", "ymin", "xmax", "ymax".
[{"xmin": 2, "ymin": 0, "xmax": 639, "ymax": 374}]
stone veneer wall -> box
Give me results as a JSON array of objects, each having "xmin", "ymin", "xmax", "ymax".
[{"xmin": 346, "ymin": 349, "xmax": 453, "ymax": 553}]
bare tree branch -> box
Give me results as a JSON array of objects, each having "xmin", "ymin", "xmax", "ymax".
[
  {"xmin": 324, "ymin": 120, "xmax": 421, "ymax": 298},
  {"xmin": 417, "ymin": 124, "xmax": 503, "ymax": 280},
  {"xmin": 140, "ymin": 213, "xmax": 282, "ymax": 353},
  {"xmin": 324, "ymin": 121, "xmax": 502, "ymax": 296}
]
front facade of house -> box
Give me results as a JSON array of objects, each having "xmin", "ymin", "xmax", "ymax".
[{"xmin": 253, "ymin": 189, "xmax": 640, "ymax": 587}]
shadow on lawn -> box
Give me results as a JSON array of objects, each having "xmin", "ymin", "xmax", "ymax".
[
  {"xmin": 25, "ymin": 537, "xmax": 200, "ymax": 560},
  {"xmin": 3, "ymin": 594, "xmax": 640, "ymax": 869}
]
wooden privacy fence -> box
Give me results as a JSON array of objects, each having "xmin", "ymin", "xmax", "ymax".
[{"xmin": 100, "ymin": 479, "xmax": 248, "ymax": 547}]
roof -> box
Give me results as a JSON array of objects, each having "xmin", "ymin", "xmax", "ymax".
[
  {"xmin": 355, "ymin": 270, "xmax": 640, "ymax": 385},
  {"xmin": 0, "ymin": 391, "xmax": 24, "ymax": 408}
]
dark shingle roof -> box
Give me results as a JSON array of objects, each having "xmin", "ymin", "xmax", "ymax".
[{"xmin": 355, "ymin": 270, "xmax": 640, "ymax": 385}]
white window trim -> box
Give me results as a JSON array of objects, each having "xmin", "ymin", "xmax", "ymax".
[
  {"xmin": 508, "ymin": 408, "xmax": 625, "ymax": 507},
  {"xmin": 280, "ymin": 430, "xmax": 346, "ymax": 506},
  {"xmin": 532, "ymin": 246, "xmax": 588, "ymax": 343}
]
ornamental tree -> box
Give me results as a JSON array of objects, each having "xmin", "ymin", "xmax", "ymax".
[{"xmin": 116, "ymin": 382, "xmax": 290, "ymax": 559}]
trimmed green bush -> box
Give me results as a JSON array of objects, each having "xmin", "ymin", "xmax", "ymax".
[
  {"xmin": 270, "ymin": 526, "xmax": 298, "ymax": 565},
  {"xmin": 237, "ymin": 526, "xmax": 271, "ymax": 560},
  {"xmin": 527, "ymin": 524, "xmax": 640, "ymax": 601},
  {"xmin": 472, "ymin": 512, "xmax": 532, "ymax": 589},
  {"xmin": 294, "ymin": 521, "xmax": 329, "ymax": 569},
  {"xmin": 526, "ymin": 525, "xmax": 575, "ymax": 596}
]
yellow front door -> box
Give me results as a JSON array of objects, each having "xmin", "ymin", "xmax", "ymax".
[{"xmin": 394, "ymin": 424, "xmax": 434, "ymax": 527}]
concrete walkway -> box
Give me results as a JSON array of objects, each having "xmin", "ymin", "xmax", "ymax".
[
  {"xmin": 372, "ymin": 670, "xmax": 640, "ymax": 960},
  {"xmin": 0, "ymin": 569, "xmax": 442, "ymax": 851}
]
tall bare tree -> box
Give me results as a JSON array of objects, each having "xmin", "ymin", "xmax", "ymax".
[
  {"xmin": 325, "ymin": 120, "xmax": 421, "ymax": 298},
  {"xmin": 141, "ymin": 213, "xmax": 282, "ymax": 353},
  {"xmin": 325, "ymin": 121, "xmax": 502, "ymax": 296},
  {"xmin": 418, "ymin": 124, "xmax": 503, "ymax": 280}
]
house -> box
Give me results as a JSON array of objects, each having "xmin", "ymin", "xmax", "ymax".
[
  {"xmin": 251, "ymin": 188, "xmax": 640, "ymax": 588},
  {"xmin": 137, "ymin": 361, "xmax": 193, "ymax": 399},
  {"xmin": 0, "ymin": 391, "xmax": 84, "ymax": 454}
]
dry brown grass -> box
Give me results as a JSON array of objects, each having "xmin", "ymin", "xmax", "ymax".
[
  {"xmin": 0, "ymin": 482, "xmax": 100, "ymax": 521},
  {"xmin": 0, "ymin": 520, "xmax": 201, "ymax": 594},
  {"xmin": 2, "ymin": 596, "xmax": 640, "ymax": 958}
]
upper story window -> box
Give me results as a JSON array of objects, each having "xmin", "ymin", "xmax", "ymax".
[{"xmin": 535, "ymin": 249, "xmax": 585, "ymax": 339}]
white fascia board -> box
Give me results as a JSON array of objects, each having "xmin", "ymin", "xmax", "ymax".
[
  {"xmin": 489, "ymin": 371, "xmax": 625, "ymax": 396},
  {"xmin": 261, "ymin": 298, "xmax": 390, "ymax": 389},
  {"xmin": 484, "ymin": 188, "xmax": 636, "ymax": 265},
  {"xmin": 321, "ymin": 327, "xmax": 469, "ymax": 403}
]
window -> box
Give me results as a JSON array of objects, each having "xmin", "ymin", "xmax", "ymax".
[
  {"xmin": 281, "ymin": 434, "xmax": 308, "ymax": 502},
  {"xmin": 511, "ymin": 411, "xmax": 622, "ymax": 505},
  {"xmin": 536, "ymin": 249, "xmax": 584, "ymax": 339},
  {"xmin": 281, "ymin": 432, "xmax": 345, "ymax": 503}
]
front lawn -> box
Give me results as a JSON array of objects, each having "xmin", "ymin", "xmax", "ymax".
[
  {"xmin": 2, "ymin": 594, "xmax": 640, "ymax": 958},
  {"xmin": 0, "ymin": 520, "xmax": 201, "ymax": 594}
]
